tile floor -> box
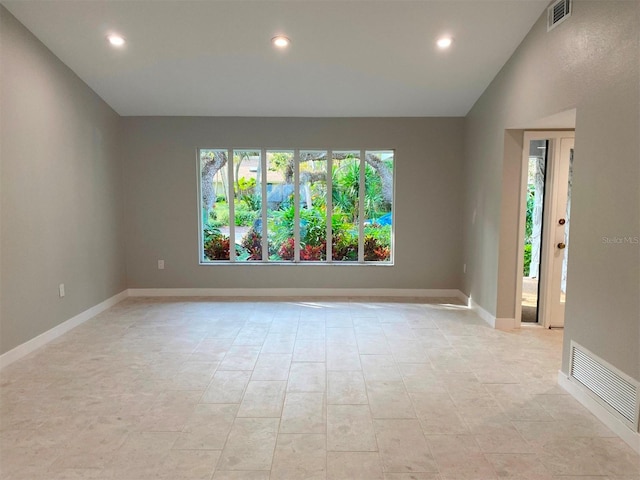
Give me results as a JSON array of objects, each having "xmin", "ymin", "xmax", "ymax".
[{"xmin": 0, "ymin": 297, "xmax": 638, "ymax": 479}]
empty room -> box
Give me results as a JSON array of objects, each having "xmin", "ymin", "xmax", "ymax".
[{"xmin": 1, "ymin": 1, "xmax": 638, "ymax": 479}]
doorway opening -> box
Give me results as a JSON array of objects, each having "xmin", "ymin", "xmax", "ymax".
[
  {"xmin": 517, "ymin": 131, "xmax": 575, "ymax": 328},
  {"xmin": 522, "ymin": 139, "xmax": 548, "ymax": 322}
]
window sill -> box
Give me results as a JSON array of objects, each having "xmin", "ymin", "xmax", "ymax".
[{"xmin": 199, "ymin": 261, "xmax": 394, "ymax": 266}]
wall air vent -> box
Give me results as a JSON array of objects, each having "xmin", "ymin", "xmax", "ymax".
[
  {"xmin": 570, "ymin": 341, "xmax": 639, "ymax": 431},
  {"xmin": 547, "ymin": 0, "xmax": 572, "ymax": 31}
]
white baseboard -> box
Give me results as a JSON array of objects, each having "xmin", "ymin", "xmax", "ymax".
[
  {"xmin": 558, "ymin": 371, "xmax": 640, "ymax": 454},
  {"xmin": 468, "ymin": 297, "xmax": 517, "ymax": 330},
  {"xmin": 128, "ymin": 288, "xmax": 468, "ymax": 301},
  {"xmin": 457, "ymin": 291, "xmax": 470, "ymax": 306},
  {"xmin": 0, "ymin": 290, "xmax": 129, "ymax": 370},
  {"xmin": 494, "ymin": 317, "xmax": 517, "ymax": 329},
  {"xmin": 469, "ymin": 298, "xmax": 496, "ymax": 326}
]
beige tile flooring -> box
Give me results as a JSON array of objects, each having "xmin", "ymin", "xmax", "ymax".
[{"xmin": 1, "ymin": 297, "xmax": 638, "ymax": 480}]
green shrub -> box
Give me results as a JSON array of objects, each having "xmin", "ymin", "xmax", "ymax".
[
  {"xmin": 364, "ymin": 236, "xmax": 390, "ymax": 261},
  {"xmin": 204, "ymin": 234, "xmax": 230, "ymax": 260},
  {"xmin": 301, "ymin": 242, "xmax": 325, "ymax": 261},
  {"xmin": 234, "ymin": 208, "xmax": 257, "ymax": 227},
  {"xmin": 523, "ymin": 243, "xmax": 532, "ymax": 276},
  {"xmin": 240, "ymin": 226, "xmax": 262, "ymax": 260},
  {"xmin": 278, "ymin": 238, "xmax": 295, "ymax": 260},
  {"xmin": 211, "ymin": 201, "xmax": 257, "ymax": 227},
  {"xmin": 237, "ymin": 177, "xmax": 256, "ymax": 193},
  {"xmin": 525, "ymin": 185, "xmax": 534, "ymax": 244},
  {"xmin": 203, "ymin": 225, "xmax": 222, "ymax": 243},
  {"xmin": 332, "ymin": 228, "xmax": 358, "ymax": 261},
  {"xmin": 241, "ymin": 193, "xmax": 261, "ymax": 212},
  {"xmin": 300, "ymin": 207, "xmax": 326, "ymax": 247},
  {"xmin": 267, "ymin": 202, "xmax": 296, "ymax": 255},
  {"xmin": 364, "ymin": 225, "xmax": 391, "ymax": 248},
  {"xmin": 332, "ymin": 160, "xmax": 387, "ymax": 221}
]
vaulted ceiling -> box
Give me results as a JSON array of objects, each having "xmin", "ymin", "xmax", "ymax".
[{"xmin": 3, "ymin": 0, "xmax": 548, "ymax": 116}]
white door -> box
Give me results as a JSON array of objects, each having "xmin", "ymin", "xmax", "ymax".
[
  {"xmin": 517, "ymin": 132, "xmax": 575, "ymax": 328},
  {"xmin": 547, "ymin": 137, "xmax": 574, "ymax": 327}
]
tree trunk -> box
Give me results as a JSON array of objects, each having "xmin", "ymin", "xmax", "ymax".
[
  {"xmin": 363, "ymin": 153, "xmax": 393, "ymax": 206},
  {"xmin": 201, "ymin": 151, "xmax": 228, "ymax": 217}
]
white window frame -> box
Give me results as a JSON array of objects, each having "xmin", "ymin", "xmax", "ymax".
[{"xmin": 197, "ymin": 147, "xmax": 395, "ymax": 266}]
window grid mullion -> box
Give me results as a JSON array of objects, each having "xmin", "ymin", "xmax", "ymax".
[
  {"xmin": 261, "ymin": 149, "xmax": 268, "ymax": 262},
  {"xmin": 294, "ymin": 149, "xmax": 301, "ymax": 263},
  {"xmin": 326, "ymin": 151, "xmax": 333, "ymax": 263},
  {"xmin": 358, "ymin": 149, "xmax": 365, "ymax": 263},
  {"xmin": 228, "ymin": 149, "xmax": 236, "ymax": 262}
]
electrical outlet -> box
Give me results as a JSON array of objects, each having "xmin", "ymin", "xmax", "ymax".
[
  {"xmin": 463, "ymin": 263, "xmax": 467, "ymax": 274},
  {"xmin": 158, "ymin": 260, "xmax": 165, "ymax": 270},
  {"xmin": 59, "ymin": 283, "xmax": 65, "ymax": 298}
]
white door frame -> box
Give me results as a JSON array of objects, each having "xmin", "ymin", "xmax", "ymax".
[{"xmin": 515, "ymin": 131, "xmax": 575, "ymax": 328}]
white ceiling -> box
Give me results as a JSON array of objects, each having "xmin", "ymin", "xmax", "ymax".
[{"xmin": 3, "ymin": 0, "xmax": 548, "ymax": 117}]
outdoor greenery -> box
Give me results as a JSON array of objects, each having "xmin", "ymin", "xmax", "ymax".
[
  {"xmin": 523, "ymin": 244, "xmax": 532, "ymax": 276},
  {"xmin": 203, "ymin": 225, "xmax": 230, "ymax": 261},
  {"xmin": 209, "ymin": 201, "xmax": 258, "ymax": 228},
  {"xmin": 239, "ymin": 226, "xmax": 262, "ymax": 261},
  {"xmin": 523, "ymin": 184, "xmax": 535, "ymax": 275},
  {"xmin": 201, "ymin": 150, "xmax": 393, "ymax": 262}
]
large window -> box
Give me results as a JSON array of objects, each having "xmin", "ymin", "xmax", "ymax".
[{"xmin": 199, "ymin": 149, "xmax": 394, "ymax": 264}]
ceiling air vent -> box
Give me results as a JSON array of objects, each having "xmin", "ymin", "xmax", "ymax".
[
  {"xmin": 570, "ymin": 341, "xmax": 639, "ymax": 431},
  {"xmin": 547, "ymin": 0, "xmax": 572, "ymax": 31}
]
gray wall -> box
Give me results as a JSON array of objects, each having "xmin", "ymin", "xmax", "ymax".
[
  {"xmin": 121, "ymin": 117, "xmax": 464, "ymax": 290},
  {"xmin": 462, "ymin": 0, "xmax": 639, "ymax": 379},
  {"xmin": 0, "ymin": 6, "xmax": 127, "ymax": 355}
]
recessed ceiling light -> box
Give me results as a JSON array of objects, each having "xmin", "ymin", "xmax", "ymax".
[
  {"xmin": 271, "ymin": 35, "xmax": 291, "ymax": 48},
  {"xmin": 107, "ymin": 34, "xmax": 126, "ymax": 47},
  {"xmin": 437, "ymin": 37, "xmax": 453, "ymax": 49}
]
